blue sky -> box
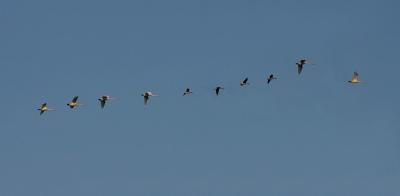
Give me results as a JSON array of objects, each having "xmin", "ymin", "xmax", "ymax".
[{"xmin": 1, "ymin": 0, "xmax": 399, "ymax": 195}]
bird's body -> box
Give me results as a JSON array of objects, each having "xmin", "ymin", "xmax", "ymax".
[
  {"xmin": 348, "ymin": 72, "xmax": 361, "ymax": 83},
  {"xmin": 267, "ymin": 74, "xmax": 277, "ymax": 84},
  {"xmin": 240, "ymin": 77, "xmax": 249, "ymax": 86},
  {"xmin": 141, "ymin": 91, "xmax": 158, "ymax": 105},
  {"xmin": 215, "ymin": 86, "xmax": 224, "ymax": 96},
  {"xmin": 67, "ymin": 96, "xmax": 81, "ymax": 109},
  {"xmin": 98, "ymin": 95, "xmax": 111, "ymax": 108},
  {"xmin": 37, "ymin": 103, "xmax": 54, "ymax": 115},
  {"xmin": 183, "ymin": 88, "xmax": 193, "ymax": 96}
]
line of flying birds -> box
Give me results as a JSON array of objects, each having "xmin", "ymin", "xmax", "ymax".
[{"xmin": 37, "ymin": 59, "xmax": 362, "ymax": 115}]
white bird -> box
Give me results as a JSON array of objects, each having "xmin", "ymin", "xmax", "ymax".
[
  {"xmin": 141, "ymin": 91, "xmax": 158, "ymax": 105},
  {"xmin": 348, "ymin": 72, "xmax": 361, "ymax": 84},
  {"xmin": 183, "ymin": 88, "xmax": 193, "ymax": 96},
  {"xmin": 37, "ymin": 103, "xmax": 55, "ymax": 115},
  {"xmin": 240, "ymin": 77, "xmax": 249, "ymax": 86}
]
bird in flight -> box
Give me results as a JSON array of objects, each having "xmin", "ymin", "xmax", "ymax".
[
  {"xmin": 296, "ymin": 59, "xmax": 312, "ymax": 74},
  {"xmin": 98, "ymin": 95, "xmax": 113, "ymax": 109},
  {"xmin": 67, "ymin": 96, "xmax": 82, "ymax": 109},
  {"xmin": 141, "ymin": 91, "xmax": 158, "ymax": 105},
  {"xmin": 240, "ymin": 77, "xmax": 249, "ymax": 86},
  {"xmin": 183, "ymin": 88, "xmax": 193, "ymax": 96},
  {"xmin": 348, "ymin": 72, "xmax": 361, "ymax": 84},
  {"xmin": 215, "ymin": 86, "xmax": 224, "ymax": 96},
  {"xmin": 37, "ymin": 103, "xmax": 55, "ymax": 115},
  {"xmin": 267, "ymin": 74, "xmax": 277, "ymax": 84}
]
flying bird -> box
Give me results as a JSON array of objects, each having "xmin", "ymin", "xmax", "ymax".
[
  {"xmin": 37, "ymin": 103, "xmax": 55, "ymax": 115},
  {"xmin": 267, "ymin": 74, "xmax": 277, "ymax": 84},
  {"xmin": 240, "ymin": 77, "xmax": 249, "ymax": 86},
  {"xmin": 98, "ymin": 95, "xmax": 112, "ymax": 109},
  {"xmin": 215, "ymin": 86, "xmax": 224, "ymax": 96},
  {"xmin": 183, "ymin": 88, "xmax": 193, "ymax": 96},
  {"xmin": 141, "ymin": 91, "xmax": 158, "ymax": 105},
  {"xmin": 348, "ymin": 72, "xmax": 361, "ymax": 84},
  {"xmin": 296, "ymin": 59, "xmax": 312, "ymax": 74},
  {"xmin": 67, "ymin": 96, "xmax": 82, "ymax": 109}
]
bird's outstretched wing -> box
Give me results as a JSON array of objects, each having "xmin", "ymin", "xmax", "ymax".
[
  {"xmin": 352, "ymin": 72, "xmax": 359, "ymax": 80},
  {"xmin": 144, "ymin": 96, "xmax": 149, "ymax": 105},
  {"xmin": 72, "ymin": 96, "xmax": 79, "ymax": 103},
  {"xmin": 297, "ymin": 63, "xmax": 303, "ymax": 74},
  {"xmin": 266, "ymin": 75, "xmax": 271, "ymax": 84},
  {"xmin": 99, "ymin": 99, "xmax": 106, "ymax": 108}
]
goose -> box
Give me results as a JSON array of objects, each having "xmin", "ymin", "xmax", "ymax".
[
  {"xmin": 267, "ymin": 74, "xmax": 277, "ymax": 84},
  {"xmin": 296, "ymin": 59, "xmax": 312, "ymax": 74},
  {"xmin": 348, "ymin": 72, "xmax": 361, "ymax": 84},
  {"xmin": 37, "ymin": 103, "xmax": 55, "ymax": 115},
  {"xmin": 98, "ymin": 95, "xmax": 113, "ymax": 109},
  {"xmin": 141, "ymin": 91, "xmax": 158, "ymax": 105},
  {"xmin": 240, "ymin": 77, "xmax": 249, "ymax": 86},
  {"xmin": 183, "ymin": 88, "xmax": 193, "ymax": 96},
  {"xmin": 67, "ymin": 96, "xmax": 82, "ymax": 109},
  {"xmin": 215, "ymin": 86, "xmax": 224, "ymax": 96}
]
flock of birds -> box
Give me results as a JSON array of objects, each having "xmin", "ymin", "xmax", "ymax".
[{"xmin": 37, "ymin": 59, "xmax": 362, "ymax": 115}]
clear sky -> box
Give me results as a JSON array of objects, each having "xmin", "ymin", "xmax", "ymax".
[{"xmin": 1, "ymin": 0, "xmax": 399, "ymax": 195}]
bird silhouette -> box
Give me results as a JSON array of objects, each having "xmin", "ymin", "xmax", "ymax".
[
  {"xmin": 240, "ymin": 77, "xmax": 249, "ymax": 86},
  {"xmin": 215, "ymin": 86, "xmax": 224, "ymax": 96},
  {"xmin": 296, "ymin": 59, "xmax": 312, "ymax": 74},
  {"xmin": 141, "ymin": 91, "xmax": 158, "ymax": 105},
  {"xmin": 267, "ymin": 74, "xmax": 277, "ymax": 84},
  {"xmin": 183, "ymin": 88, "xmax": 193, "ymax": 96},
  {"xmin": 98, "ymin": 95, "xmax": 112, "ymax": 109},
  {"xmin": 37, "ymin": 103, "xmax": 55, "ymax": 115}
]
